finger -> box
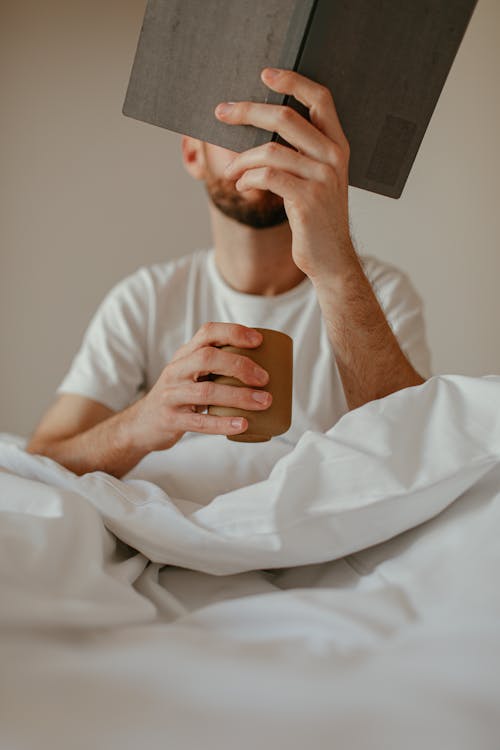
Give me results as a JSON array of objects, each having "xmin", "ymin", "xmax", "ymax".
[
  {"xmin": 235, "ymin": 166, "xmax": 304, "ymax": 203},
  {"xmin": 260, "ymin": 67, "xmax": 349, "ymax": 152},
  {"xmin": 175, "ymin": 322, "xmax": 263, "ymax": 361},
  {"xmin": 193, "ymin": 321, "xmax": 263, "ymax": 349},
  {"xmin": 171, "ymin": 346, "xmax": 269, "ymax": 387},
  {"xmin": 215, "ymin": 99, "xmax": 332, "ymax": 164},
  {"xmin": 181, "ymin": 411, "xmax": 249, "ymax": 436},
  {"xmin": 179, "ymin": 380, "xmax": 273, "ymax": 411},
  {"xmin": 225, "ymin": 141, "xmax": 327, "ymax": 182}
]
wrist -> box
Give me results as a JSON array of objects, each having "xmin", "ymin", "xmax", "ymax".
[
  {"xmin": 306, "ymin": 240, "xmax": 360, "ymax": 289},
  {"xmin": 121, "ymin": 396, "xmax": 181, "ymax": 455},
  {"xmin": 118, "ymin": 398, "xmax": 150, "ymax": 457}
]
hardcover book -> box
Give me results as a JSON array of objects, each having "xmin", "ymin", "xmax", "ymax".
[{"xmin": 122, "ymin": 0, "xmax": 478, "ymax": 199}]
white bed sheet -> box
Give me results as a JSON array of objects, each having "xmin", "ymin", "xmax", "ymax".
[{"xmin": 1, "ymin": 375, "xmax": 500, "ymax": 749}]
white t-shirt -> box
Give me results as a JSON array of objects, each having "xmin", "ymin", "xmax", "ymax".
[{"xmin": 56, "ymin": 247, "xmax": 432, "ymax": 447}]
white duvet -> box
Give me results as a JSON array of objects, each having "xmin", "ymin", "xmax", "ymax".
[{"xmin": 1, "ymin": 374, "xmax": 499, "ymax": 749}]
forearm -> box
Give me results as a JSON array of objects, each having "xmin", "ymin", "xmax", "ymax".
[
  {"xmin": 312, "ymin": 243, "xmax": 425, "ymax": 410},
  {"xmin": 26, "ymin": 400, "xmax": 148, "ymax": 478}
]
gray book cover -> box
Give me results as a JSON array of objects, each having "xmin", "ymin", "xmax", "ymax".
[{"xmin": 122, "ymin": 0, "xmax": 477, "ymax": 199}]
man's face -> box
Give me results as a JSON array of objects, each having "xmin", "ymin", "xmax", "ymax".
[{"xmin": 199, "ymin": 141, "xmax": 289, "ymax": 229}]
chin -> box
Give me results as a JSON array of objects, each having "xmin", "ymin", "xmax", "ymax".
[{"xmin": 205, "ymin": 176, "xmax": 288, "ymax": 229}]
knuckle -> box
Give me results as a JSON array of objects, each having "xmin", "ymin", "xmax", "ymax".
[
  {"xmin": 278, "ymin": 106, "xmax": 295, "ymax": 125},
  {"xmin": 189, "ymin": 412, "xmax": 204, "ymax": 430},
  {"xmin": 200, "ymin": 321, "xmax": 215, "ymax": 338},
  {"xmin": 334, "ymin": 140, "xmax": 351, "ymax": 167},
  {"xmin": 233, "ymin": 355, "xmax": 245, "ymax": 373},
  {"xmin": 195, "ymin": 380, "xmax": 213, "ymax": 402},
  {"xmin": 264, "ymin": 166, "xmax": 276, "ymax": 180},
  {"xmin": 318, "ymin": 84, "xmax": 333, "ymax": 105},
  {"xmin": 326, "ymin": 142, "xmax": 342, "ymax": 165},
  {"xmin": 318, "ymin": 162, "xmax": 335, "ymax": 182},
  {"xmin": 199, "ymin": 346, "xmax": 214, "ymax": 368},
  {"xmin": 265, "ymin": 141, "xmax": 280, "ymax": 157}
]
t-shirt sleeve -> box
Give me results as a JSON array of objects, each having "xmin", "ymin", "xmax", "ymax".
[
  {"xmin": 56, "ymin": 267, "xmax": 150, "ymax": 412},
  {"xmin": 363, "ymin": 258, "xmax": 433, "ymax": 380}
]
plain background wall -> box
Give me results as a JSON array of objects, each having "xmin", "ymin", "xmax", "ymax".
[{"xmin": 1, "ymin": 0, "xmax": 499, "ymax": 437}]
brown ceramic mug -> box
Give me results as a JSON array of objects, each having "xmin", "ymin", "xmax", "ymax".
[{"xmin": 207, "ymin": 327, "xmax": 293, "ymax": 442}]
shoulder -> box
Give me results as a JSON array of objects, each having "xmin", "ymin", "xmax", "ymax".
[
  {"xmin": 104, "ymin": 248, "xmax": 210, "ymax": 307},
  {"xmin": 132, "ymin": 248, "xmax": 209, "ymax": 295}
]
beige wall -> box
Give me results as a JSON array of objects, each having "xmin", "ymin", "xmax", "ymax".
[{"xmin": 1, "ymin": 0, "xmax": 499, "ymax": 437}]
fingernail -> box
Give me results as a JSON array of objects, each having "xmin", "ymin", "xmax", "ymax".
[
  {"xmin": 231, "ymin": 418, "xmax": 244, "ymax": 428},
  {"xmin": 263, "ymin": 68, "xmax": 280, "ymax": 79},
  {"xmin": 252, "ymin": 391, "xmax": 270, "ymax": 404},
  {"xmin": 247, "ymin": 330, "xmax": 262, "ymax": 342},
  {"xmin": 215, "ymin": 102, "xmax": 235, "ymax": 116}
]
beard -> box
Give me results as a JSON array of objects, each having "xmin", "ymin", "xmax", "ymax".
[{"xmin": 203, "ymin": 171, "xmax": 289, "ymax": 230}]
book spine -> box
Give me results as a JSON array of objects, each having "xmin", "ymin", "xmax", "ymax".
[{"xmin": 251, "ymin": 0, "xmax": 319, "ymax": 150}]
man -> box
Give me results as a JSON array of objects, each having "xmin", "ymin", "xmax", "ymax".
[{"xmin": 27, "ymin": 67, "xmax": 431, "ymax": 479}]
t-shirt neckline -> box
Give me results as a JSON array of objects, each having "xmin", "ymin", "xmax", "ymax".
[{"xmin": 206, "ymin": 247, "xmax": 312, "ymax": 306}]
